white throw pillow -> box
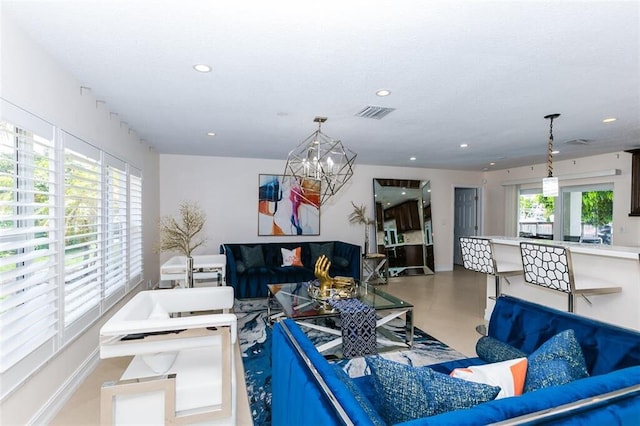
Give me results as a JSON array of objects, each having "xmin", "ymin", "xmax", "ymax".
[
  {"xmin": 450, "ymin": 357, "xmax": 528, "ymax": 399},
  {"xmin": 281, "ymin": 247, "xmax": 303, "ymax": 267}
]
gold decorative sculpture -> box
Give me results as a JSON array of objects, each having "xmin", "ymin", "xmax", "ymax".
[{"xmin": 313, "ymin": 255, "xmax": 356, "ymax": 299}]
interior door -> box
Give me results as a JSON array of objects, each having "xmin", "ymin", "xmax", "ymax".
[{"xmin": 453, "ymin": 187, "xmax": 478, "ymax": 265}]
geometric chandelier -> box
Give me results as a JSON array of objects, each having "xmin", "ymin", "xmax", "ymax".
[{"xmin": 283, "ymin": 117, "xmax": 357, "ymax": 206}]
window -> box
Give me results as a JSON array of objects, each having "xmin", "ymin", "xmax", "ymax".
[
  {"xmin": 560, "ymin": 185, "xmax": 613, "ymax": 244},
  {"xmin": 63, "ymin": 133, "xmax": 102, "ymax": 334},
  {"xmin": 518, "ymin": 190, "xmax": 555, "ymax": 239},
  {"xmin": 518, "ymin": 184, "xmax": 613, "ymax": 245},
  {"xmin": 0, "ymin": 101, "xmax": 143, "ymax": 398},
  {"xmin": 0, "ymin": 116, "xmax": 58, "ymax": 376},
  {"xmin": 104, "ymin": 155, "xmax": 128, "ymax": 308},
  {"xmin": 129, "ymin": 167, "xmax": 143, "ymax": 286}
]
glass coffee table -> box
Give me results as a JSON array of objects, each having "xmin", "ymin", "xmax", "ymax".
[{"xmin": 267, "ymin": 282, "xmax": 413, "ymax": 356}]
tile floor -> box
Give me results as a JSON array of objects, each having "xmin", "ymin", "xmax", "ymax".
[{"xmin": 50, "ymin": 266, "xmax": 486, "ymax": 425}]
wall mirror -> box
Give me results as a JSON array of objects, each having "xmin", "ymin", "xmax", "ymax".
[{"xmin": 373, "ymin": 178, "xmax": 434, "ymax": 276}]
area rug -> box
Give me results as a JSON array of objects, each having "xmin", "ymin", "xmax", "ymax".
[{"xmin": 234, "ymin": 298, "xmax": 466, "ymax": 426}]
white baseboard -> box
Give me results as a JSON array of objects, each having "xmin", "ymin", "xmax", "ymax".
[{"xmin": 28, "ymin": 349, "xmax": 100, "ymax": 425}]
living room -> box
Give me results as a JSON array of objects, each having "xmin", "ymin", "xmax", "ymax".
[{"xmin": 1, "ymin": 1, "xmax": 639, "ymax": 425}]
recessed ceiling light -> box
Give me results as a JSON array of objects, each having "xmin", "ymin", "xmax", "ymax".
[
  {"xmin": 401, "ymin": 191, "xmax": 406, "ymax": 195},
  {"xmin": 552, "ymin": 150, "xmax": 559, "ymax": 154},
  {"xmin": 602, "ymin": 117, "xmax": 617, "ymax": 123},
  {"xmin": 207, "ymin": 132, "xmax": 216, "ymax": 137},
  {"xmin": 460, "ymin": 144, "xmax": 469, "ymax": 148},
  {"xmin": 409, "ymin": 156, "xmax": 416, "ymax": 161},
  {"xmin": 376, "ymin": 89, "xmax": 391, "ymax": 97},
  {"xmin": 193, "ymin": 64, "xmax": 212, "ymax": 73},
  {"xmin": 489, "ymin": 162, "xmax": 496, "ymax": 166}
]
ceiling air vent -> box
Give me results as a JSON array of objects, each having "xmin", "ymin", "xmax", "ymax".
[
  {"xmin": 355, "ymin": 105, "xmax": 396, "ymax": 120},
  {"xmin": 565, "ymin": 138, "xmax": 592, "ymax": 146}
]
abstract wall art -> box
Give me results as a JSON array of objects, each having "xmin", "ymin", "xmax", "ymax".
[{"xmin": 258, "ymin": 174, "xmax": 320, "ymax": 236}]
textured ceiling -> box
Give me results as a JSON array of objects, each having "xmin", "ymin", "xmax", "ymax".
[{"xmin": 2, "ymin": 0, "xmax": 639, "ymax": 170}]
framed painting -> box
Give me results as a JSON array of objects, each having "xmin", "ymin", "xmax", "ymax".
[{"xmin": 258, "ymin": 174, "xmax": 320, "ymax": 236}]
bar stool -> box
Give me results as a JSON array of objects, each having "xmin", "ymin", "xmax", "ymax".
[
  {"xmin": 459, "ymin": 236, "xmax": 523, "ymax": 335},
  {"xmin": 459, "ymin": 236, "xmax": 522, "ymax": 300},
  {"xmin": 519, "ymin": 242, "xmax": 622, "ymax": 312}
]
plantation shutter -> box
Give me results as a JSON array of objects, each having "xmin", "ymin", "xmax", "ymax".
[
  {"xmin": 103, "ymin": 154, "xmax": 127, "ymax": 305},
  {"xmin": 0, "ymin": 105, "xmax": 58, "ymax": 373},
  {"xmin": 129, "ymin": 167, "xmax": 143, "ymax": 286},
  {"xmin": 62, "ymin": 132, "xmax": 102, "ymax": 333}
]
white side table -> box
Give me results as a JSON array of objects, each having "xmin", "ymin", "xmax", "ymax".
[
  {"xmin": 160, "ymin": 254, "xmax": 226, "ymax": 288},
  {"xmin": 361, "ymin": 253, "xmax": 389, "ymax": 285}
]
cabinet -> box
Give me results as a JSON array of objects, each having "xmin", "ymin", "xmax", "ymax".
[
  {"xmin": 627, "ymin": 149, "xmax": 640, "ymax": 216},
  {"xmin": 386, "ymin": 244, "xmax": 424, "ymax": 274},
  {"xmin": 425, "ymin": 244, "xmax": 434, "ymax": 271},
  {"xmin": 404, "ymin": 244, "xmax": 424, "ymax": 267},
  {"xmin": 376, "ymin": 202, "xmax": 384, "ymax": 231},
  {"xmin": 383, "ymin": 200, "xmax": 421, "ymax": 232}
]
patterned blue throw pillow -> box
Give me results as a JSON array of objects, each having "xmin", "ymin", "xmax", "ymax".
[
  {"xmin": 331, "ymin": 364, "xmax": 386, "ymax": 426},
  {"xmin": 367, "ymin": 356, "xmax": 500, "ymax": 424},
  {"xmin": 524, "ymin": 329, "xmax": 589, "ymax": 392},
  {"xmin": 476, "ymin": 336, "xmax": 528, "ymax": 363}
]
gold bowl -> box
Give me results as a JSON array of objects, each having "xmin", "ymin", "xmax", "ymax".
[{"xmin": 307, "ymin": 278, "xmax": 358, "ymax": 302}]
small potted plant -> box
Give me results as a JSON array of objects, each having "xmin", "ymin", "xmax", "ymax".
[
  {"xmin": 158, "ymin": 201, "xmax": 206, "ymax": 287},
  {"xmin": 349, "ymin": 201, "xmax": 375, "ymax": 254}
]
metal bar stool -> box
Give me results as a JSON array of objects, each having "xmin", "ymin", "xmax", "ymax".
[
  {"xmin": 459, "ymin": 236, "xmax": 522, "ymax": 300},
  {"xmin": 459, "ymin": 236, "xmax": 523, "ymax": 335},
  {"xmin": 519, "ymin": 241, "xmax": 622, "ymax": 312}
]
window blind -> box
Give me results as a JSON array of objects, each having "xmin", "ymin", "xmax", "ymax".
[
  {"xmin": 0, "ymin": 101, "xmax": 144, "ymax": 398},
  {"xmin": 0, "ymin": 119, "xmax": 58, "ymax": 374},
  {"xmin": 62, "ymin": 133, "xmax": 102, "ymax": 328},
  {"xmin": 129, "ymin": 167, "xmax": 143, "ymax": 286},
  {"xmin": 104, "ymin": 154, "xmax": 127, "ymax": 302}
]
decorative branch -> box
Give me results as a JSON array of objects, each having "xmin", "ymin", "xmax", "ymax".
[
  {"xmin": 157, "ymin": 201, "xmax": 206, "ymax": 257},
  {"xmin": 348, "ymin": 201, "xmax": 375, "ymax": 226}
]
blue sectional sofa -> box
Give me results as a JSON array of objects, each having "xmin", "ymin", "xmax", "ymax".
[
  {"xmin": 220, "ymin": 241, "xmax": 360, "ymax": 299},
  {"xmin": 272, "ymin": 295, "xmax": 640, "ymax": 425}
]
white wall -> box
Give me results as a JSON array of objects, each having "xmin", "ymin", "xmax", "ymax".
[
  {"xmin": 159, "ymin": 154, "xmax": 485, "ymax": 271},
  {"xmin": 1, "ymin": 12, "xmax": 160, "ymax": 425},
  {"xmin": 483, "ymin": 151, "xmax": 639, "ymax": 246}
]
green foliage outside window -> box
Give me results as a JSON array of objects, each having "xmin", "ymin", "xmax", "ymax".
[{"xmin": 581, "ymin": 191, "xmax": 613, "ymax": 227}]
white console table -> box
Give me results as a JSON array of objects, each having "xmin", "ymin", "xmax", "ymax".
[
  {"xmin": 481, "ymin": 237, "xmax": 640, "ymax": 331},
  {"xmin": 160, "ymin": 255, "xmax": 226, "ymax": 288}
]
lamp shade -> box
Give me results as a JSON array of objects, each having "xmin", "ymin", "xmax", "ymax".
[{"xmin": 542, "ymin": 176, "xmax": 559, "ymax": 197}]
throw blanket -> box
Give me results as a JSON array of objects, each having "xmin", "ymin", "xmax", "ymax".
[{"xmin": 328, "ymin": 298, "xmax": 377, "ymax": 358}]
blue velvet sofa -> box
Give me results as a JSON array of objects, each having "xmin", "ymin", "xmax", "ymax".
[
  {"xmin": 220, "ymin": 241, "xmax": 360, "ymax": 299},
  {"xmin": 272, "ymin": 295, "xmax": 640, "ymax": 425}
]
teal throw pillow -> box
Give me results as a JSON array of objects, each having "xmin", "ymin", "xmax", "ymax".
[
  {"xmin": 310, "ymin": 242, "xmax": 334, "ymax": 266},
  {"xmin": 240, "ymin": 245, "xmax": 265, "ymax": 269},
  {"xmin": 367, "ymin": 356, "xmax": 500, "ymax": 424},
  {"xmin": 476, "ymin": 336, "xmax": 527, "ymax": 363},
  {"xmin": 524, "ymin": 329, "xmax": 589, "ymax": 393}
]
